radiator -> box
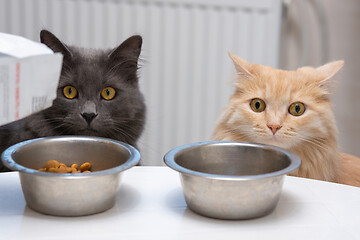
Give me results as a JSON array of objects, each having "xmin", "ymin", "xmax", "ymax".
[{"xmin": 0, "ymin": 0, "xmax": 282, "ymax": 165}]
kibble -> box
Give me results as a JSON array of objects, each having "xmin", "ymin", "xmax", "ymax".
[
  {"xmin": 45, "ymin": 160, "xmax": 60, "ymax": 169},
  {"xmin": 39, "ymin": 160, "xmax": 92, "ymax": 173},
  {"xmin": 80, "ymin": 162, "xmax": 91, "ymax": 172}
]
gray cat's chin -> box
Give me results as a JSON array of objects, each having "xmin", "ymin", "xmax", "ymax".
[{"xmin": 77, "ymin": 129, "xmax": 101, "ymax": 136}]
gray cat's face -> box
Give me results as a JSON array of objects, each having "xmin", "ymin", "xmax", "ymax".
[{"xmin": 40, "ymin": 30, "xmax": 145, "ymax": 145}]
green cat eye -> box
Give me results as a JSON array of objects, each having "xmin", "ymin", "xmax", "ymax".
[
  {"xmin": 101, "ymin": 87, "xmax": 116, "ymax": 100},
  {"xmin": 250, "ymin": 98, "xmax": 266, "ymax": 112},
  {"xmin": 63, "ymin": 86, "xmax": 77, "ymax": 99},
  {"xmin": 289, "ymin": 102, "xmax": 306, "ymax": 116}
]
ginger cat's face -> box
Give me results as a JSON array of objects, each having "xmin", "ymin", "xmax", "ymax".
[{"xmin": 225, "ymin": 53, "xmax": 343, "ymax": 150}]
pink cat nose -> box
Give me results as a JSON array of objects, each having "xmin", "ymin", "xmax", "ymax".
[{"xmin": 267, "ymin": 124, "xmax": 282, "ymax": 135}]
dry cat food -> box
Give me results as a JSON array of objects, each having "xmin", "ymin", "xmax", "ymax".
[{"xmin": 38, "ymin": 160, "xmax": 92, "ymax": 173}]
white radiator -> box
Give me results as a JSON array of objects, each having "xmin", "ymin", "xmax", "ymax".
[{"xmin": 0, "ymin": 0, "xmax": 282, "ymax": 165}]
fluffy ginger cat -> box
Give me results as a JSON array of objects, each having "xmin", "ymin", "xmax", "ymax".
[{"xmin": 212, "ymin": 53, "xmax": 360, "ymax": 187}]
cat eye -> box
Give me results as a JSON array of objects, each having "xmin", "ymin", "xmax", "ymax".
[
  {"xmin": 101, "ymin": 87, "xmax": 116, "ymax": 100},
  {"xmin": 63, "ymin": 86, "xmax": 78, "ymax": 99},
  {"xmin": 250, "ymin": 98, "xmax": 266, "ymax": 112},
  {"xmin": 288, "ymin": 102, "xmax": 306, "ymax": 116}
]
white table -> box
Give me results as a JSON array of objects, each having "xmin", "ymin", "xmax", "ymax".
[{"xmin": 0, "ymin": 166, "xmax": 359, "ymax": 240}]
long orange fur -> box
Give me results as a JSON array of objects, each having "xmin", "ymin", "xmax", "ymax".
[{"xmin": 212, "ymin": 53, "xmax": 360, "ymax": 187}]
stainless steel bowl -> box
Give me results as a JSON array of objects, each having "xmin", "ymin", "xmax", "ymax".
[
  {"xmin": 164, "ymin": 141, "xmax": 301, "ymax": 220},
  {"xmin": 1, "ymin": 136, "xmax": 140, "ymax": 217}
]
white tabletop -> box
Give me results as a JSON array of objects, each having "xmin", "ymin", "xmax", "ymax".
[{"xmin": 0, "ymin": 166, "xmax": 359, "ymax": 240}]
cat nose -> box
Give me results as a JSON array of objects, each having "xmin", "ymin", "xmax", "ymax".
[
  {"xmin": 81, "ymin": 112, "xmax": 98, "ymax": 125},
  {"xmin": 267, "ymin": 124, "xmax": 282, "ymax": 135}
]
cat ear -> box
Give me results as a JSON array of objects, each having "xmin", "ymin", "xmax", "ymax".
[
  {"xmin": 108, "ymin": 35, "xmax": 142, "ymax": 64},
  {"xmin": 316, "ymin": 60, "xmax": 344, "ymax": 83},
  {"xmin": 228, "ymin": 52, "xmax": 254, "ymax": 79},
  {"xmin": 40, "ymin": 30, "xmax": 72, "ymax": 59}
]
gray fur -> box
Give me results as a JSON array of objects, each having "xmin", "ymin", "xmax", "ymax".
[{"xmin": 0, "ymin": 30, "xmax": 146, "ymax": 172}]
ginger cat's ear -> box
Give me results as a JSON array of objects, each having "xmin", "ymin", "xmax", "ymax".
[
  {"xmin": 228, "ymin": 52, "xmax": 254, "ymax": 79},
  {"xmin": 317, "ymin": 60, "xmax": 344, "ymax": 84},
  {"xmin": 315, "ymin": 60, "xmax": 344, "ymax": 93}
]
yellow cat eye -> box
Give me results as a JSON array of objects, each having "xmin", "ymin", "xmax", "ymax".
[
  {"xmin": 101, "ymin": 87, "xmax": 116, "ymax": 100},
  {"xmin": 63, "ymin": 86, "xmax": 77, "ymax": 99},
  {"xmin": 288, "ymin": 102, "xmax": 306, "ymax": 116},
  {"xmin": 250, "ymin": 98, "xmax": 266, "ymax": 112}
]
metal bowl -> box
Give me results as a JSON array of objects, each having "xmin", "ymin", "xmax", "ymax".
[
  {"xmin": 164, "ymin": 141, "xmax": 301, "ymax": 220},
  {"xmin": 1, "ymin": 136, "xmax": 140, "ymax": 217}
]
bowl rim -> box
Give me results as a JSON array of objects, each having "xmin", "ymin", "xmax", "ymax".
[
  {"xmin": 1, "ymin": 136, "xmax": 140, "ymax": 178},
  {"xmin": 163, "ymin": 141, "xmax": 301, "ymax": 180}
]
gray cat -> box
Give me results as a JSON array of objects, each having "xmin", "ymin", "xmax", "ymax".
[{"xmin": 0, "ymin": 30, "xmax": 146, "ymax": 172}]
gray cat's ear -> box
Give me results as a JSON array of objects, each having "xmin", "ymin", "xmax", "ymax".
[
  {"xmin": 40, "ymin": 30, "xmax": 72, "ymax": 59},
  {"xmin": 108, "ymin": 35, "xmax": 142, "ymax": 62},
  {"xmin": 228, "ymin": 52, "xmax": 254, "ymax": 79}
]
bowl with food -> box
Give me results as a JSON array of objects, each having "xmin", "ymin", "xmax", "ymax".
[
  {"xmin": 1, "ymin": 136, "xmax": 140, "ymax": 216},
  {"xmin": 164, "ymin": 141, "xmax": 301, "ymax": 220}
]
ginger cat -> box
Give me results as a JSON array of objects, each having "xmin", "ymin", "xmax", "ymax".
[{"xmin": 212, "ymin": 53, "xmax": 360, "ymax": 187}]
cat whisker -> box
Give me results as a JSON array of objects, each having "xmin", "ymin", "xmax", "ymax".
[
  {"xmin": 112, "ymin": 124, "xmax": 137, "ymax": 137},
  {"xmin": 308, "ymin": 137, "xmax": 328, "ymax": 148},
  {"xmin": 117, "ymin": 118, "xmax": 145, "ymax": 123},
  {"xmin": 222, "ymin": 128, "xmax": 246, "ymax": 136},
  {"xmin": 222, "ymin": 128, "xmax": 259, "ymax": 140},
  {"xmin": 114, "ymin": 122, "xmax": 143, "ymax": 132},
  {"xmin": 110, "ymin": 128, "xmax": 136, "ymax": 143},
  {"xmin": 283, "ymin": 132, "xmax": 297, "ymax": 137},
  {"xmin": 105, "ymin": 57, "xmax": 139, "ymax": 77},
  {"xmin": 115, "ymin": 128, "xmax": 137, "ymax": 140},
  {"xmin": 297, "ymin": 135, "xmax": 328, "ymax": 151}
]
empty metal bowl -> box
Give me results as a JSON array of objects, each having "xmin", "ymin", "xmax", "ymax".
[
  {"xmin": 164, "ymin": 141, "xmax": 301, "ymax": 220},
  {"xmin": 1, "ymin": 136, "xmax": 140, "ymax": 217}
]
